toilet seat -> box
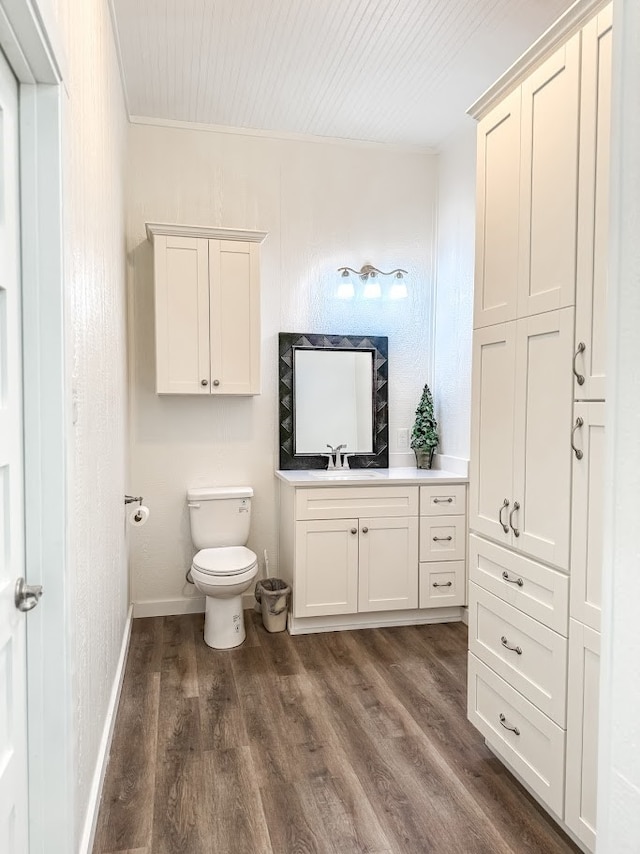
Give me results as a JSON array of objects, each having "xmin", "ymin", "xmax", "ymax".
[{"xmin": 192, "ymin": 546, "xmax": 257, "ymax": 577}]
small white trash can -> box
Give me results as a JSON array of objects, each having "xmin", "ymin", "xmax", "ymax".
[{"xmin": 255, "ymin": 578, "xmax": 290, "ymax": 633}]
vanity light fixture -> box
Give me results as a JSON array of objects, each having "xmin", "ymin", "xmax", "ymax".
[{"xmin": 337, "ymin": 264, "xmax": 408, "ymax": 300}]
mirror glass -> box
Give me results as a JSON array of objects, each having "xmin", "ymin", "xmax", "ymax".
[{"xmin": 294, "ymin": 349, "xmax": 374, "ymax": 454}]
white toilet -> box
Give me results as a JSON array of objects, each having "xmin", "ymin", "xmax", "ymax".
[{"xmin": 187, "ymin": 486, "xmax": 258, "ymax": 649}]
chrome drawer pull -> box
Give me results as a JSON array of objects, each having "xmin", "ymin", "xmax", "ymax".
[
  {"xmin": 501, "ymin": 635, "xmax": 522, "ymax": 655},
  {"xmin": 501, "ymin": 571, "xmax": 524, "ymax": 588},
  {"xmin": 433, "ymin": 581, "xmax": 453, "ymax": 588},
  {"xmin": 499, "ymin": 713, "xmax": 520, "ymax": 736},
  {"xmin": 498, "ymin": 498, "xmax": 510, "ymax": 533},
  {"xmin": 509, "ymin": 502, "xmax": 520, "ymax": 537},
  {"xmin": 573, "ymin": 341, "xmax": 586, "ymax": 386},
  {"xmin": 571, "ymin": 416, "xmax": 584, "ymax": 460},
  {"xmin": 433, "ymin": 535, "xmax": 453, "ymax": 542},
  {"xmin": 433, "ymin": 497, "xmax": 453, "ymax": 504}
]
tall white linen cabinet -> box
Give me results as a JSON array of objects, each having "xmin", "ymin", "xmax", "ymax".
[{"xmin": 466, "ymin": 2, "xmax": 611, "ymax": 850}]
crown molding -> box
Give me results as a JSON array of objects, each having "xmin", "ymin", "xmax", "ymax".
[
  {"xmin": 467, "ymin": 0, "xmax": 609, "ymax": 120},
  {"xmin": 145, "ymin": 222, "xmax": 268, "ymax": 244}
]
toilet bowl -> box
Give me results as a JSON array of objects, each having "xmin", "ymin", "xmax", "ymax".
[{"xmin": 187, "ymin": 486, "xmax": 257, "ymax": 649}]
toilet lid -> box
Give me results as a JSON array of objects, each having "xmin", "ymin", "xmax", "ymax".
[{"xmin": 192, "ymin": 546, "xmax": 257, "ymax": 576}]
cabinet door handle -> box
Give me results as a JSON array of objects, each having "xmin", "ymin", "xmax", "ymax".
[
  {"xmin": 362, "ymin": 526, "xmax": 368, "ymax": 534},
  {"xmin": 509, "ymin": 502, "xmax": 520, "ymax": 537},
  {"xmin": 350, "ymin": 528, "xmax": 357, "ymax": 535},
  {"xmin": 201, "ymin": 379, "xmax": 208, "ymax": 386},
  {"xmin": 573, "ymin": 341, "xmax": 586, "ymax": 386},
  {"xmin": 433, "ymin": 581, "xmax": 452, "ymax": 588},
  {"xmin": 433, "ymin": 497, "xmax": 453, "ymax": 504},
  {"xmin": 498, "ymin": 498, "xmax": 510, "ymax": 533},
  {"xmin": 571, "ymin": 417, "xmax": 584, "ymax": 460},
  {"xmin": 432, "ymin": 535, "xmax": 453, "ymax": 542},
  {"xmin": 501, "ymin": 635, "xmax": 522, "ymax": 655},
  {"xmin": 213, "ymin": 379, "xmax": 220, "ymax": 387},
  {"xmin": 501, "ymin": 571, "xmax": 524, "ymax": 588},
  {"xmin": 499, "ymin": 713, "xmax": 520, "ymax": 736}
]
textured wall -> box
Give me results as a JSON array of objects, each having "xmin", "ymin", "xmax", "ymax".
[
  {"xmin": 53, "ymin": 0, "xmax": 129, "ymax": 845},
  {"xmin": 433, "ymin": 126, "xmax": 476, "ymax": 463},
  {"xmin": 126, "ymin": 124, "xmax": 437, "ymax": 610}
]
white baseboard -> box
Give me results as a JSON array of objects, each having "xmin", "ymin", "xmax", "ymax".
[
  {"xmin": 288, "ymin": 606, "xmax": 463, "ymax": 635},
  {"xmin": 133, "ymin": 596, "xmax": 206, "ymax": 617},
  {"xmin": 78, "ymin": 604, "xmax": 133, "ymax": 854}
]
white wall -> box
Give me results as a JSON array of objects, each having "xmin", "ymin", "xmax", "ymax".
[
  {"xmin": 433, "ymin": 125, "xmax": 476, "ymax": 466},
  {"xmin": 53, "ymin": 0, "xmax": 129, "ymax": 845},
  {"xmin": 126, "ymin": 123, "xmax": 437, "ymax": 612}
]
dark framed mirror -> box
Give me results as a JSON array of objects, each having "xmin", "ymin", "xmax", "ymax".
[{"xmin": 278, "ymin": 333, "xmax": 389, "ymax": 469}]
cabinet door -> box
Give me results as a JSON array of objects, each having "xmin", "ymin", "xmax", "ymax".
[
  {"xmin": 294, "ymin": 519, "xmax": 358, "ymax": 617},
  {"xmin": 209, "ymin": 239, "xmax": 260, "ymax": 395},
  {"xmin": 358, "ymin": 517, "xmax": 418, "ymax": 612},
  {"xmin": 575, "ymin": 6, "xmax": 612, "ymax": 401},
  {"xmin": 512, "ymin": 309, "xmax": 574, "ymax": 570},
  {"xmin": 474, "ymin": 89, "xmax": 521, "ymax": 329},
  {"xmin": 469, "ymin": 322, "xmax": 516, "ymax": 545},
  {"xmin": 565, "ymin": 620, "xmax": 600, "ymax": 852},
  {"xmin": 154, "ymin": 235, "xmax": 210, "ymax": 394},
  {"xmin": 570, "ymin": 403, "xmax": 605, "ymax": 631},
  {"xmin": 518, "ymin": 34, "xmax": 580, "ymax": 318}
]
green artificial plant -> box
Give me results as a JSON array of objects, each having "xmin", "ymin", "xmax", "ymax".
[{"xmin": 410, "ymin": 383, "xmax": 439, "ymax": 468}]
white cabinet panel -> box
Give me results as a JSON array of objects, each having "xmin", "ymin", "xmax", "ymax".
[
  {"xmin": 154, "ymin": 235, "xmax": 210, "ymax": 394},
  {"xmin": 570, "ymin": 403, "xmax": 605, "ymax": 631},
  {"xmin": 419, "ymin": 515, "xmax": 466, "ymax": 562},
  {"xmin": 575, "ymin": 6, "xmax": 612, "ymax": 402},
  {"xmin": 419, "ymin": 561, "xmax": 466, "ymax": 608},
  {"xmin": 565, "ymin": 620, "xmax": 600, "ymax": 852},
  {"xmin": 518, "ymin": 35, "xmax": 580, "ymax": 318},
  {"xmin": 469, "ymin": 322, "xmax": 516, "ymax": 545},
  {"xmin": 294, "ymin": 519, "xmax": 358, "ymax": 617},
  {"xmin": 295, "ymin": 486, "xmax": 418, "ymax": 521},
  {"xmin": 358, "ymin": 517, "xmax": 418, "ymax": 612},
  {"xmin": 474, "ymin": 89, "xmax": 521, "ymax": 328},
  {"xmin": 469, "ymin": 535, "xmax": 568, "ymax": 635},
  {"xmin": 512, "ymin": 309, "xmax": 574, "ymax": 570},
  {"xmin": 419, "ymin": 484, "xmax": 466, "ymax": 516},
  {"xmin": 468, "ymin": 654, "xmax": 566, "ymax": 816},
  {"xmin": 469, "ymin": 583, "xmax": 567, "ymax": 725}
]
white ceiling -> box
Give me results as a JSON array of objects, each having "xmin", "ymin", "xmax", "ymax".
[{"xmin": 111, "ymin": 0, "xmax": 574, "ymax": 148}]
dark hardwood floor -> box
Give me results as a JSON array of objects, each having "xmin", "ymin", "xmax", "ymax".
[{"xmin": 93, "ymin": 612, "xmax": 579, "ymax": 854}]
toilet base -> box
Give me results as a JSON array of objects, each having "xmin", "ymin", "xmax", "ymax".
[{"xmin": 203, "ymin": 593, "xmax": 246, "ymax": 649}]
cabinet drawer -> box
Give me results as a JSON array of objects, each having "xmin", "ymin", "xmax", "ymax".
[
  {"xmin": 295, "ymin": 487, "xmax": 418, "ymax": 521},
  {"xmin": 419, "ymin": 515, "xmax": 466, "ymax": 561},
  {"xmin": 469, "ymin": 583, "xmax": 567, "ymax": 725},
  {"xmin": 469, "ymin": 535, "xmax": 568, "ymax": 635},
  {"xmin": 420, "ymin": 484, "xmax": 466, "ymax": 516},
  {"xmin": 468, "ymin": 654, "xmax": 565, "ymax": 816},
  {"xmin": 419, "ymin": 561, "xmax": 466, "ymax": 608}
]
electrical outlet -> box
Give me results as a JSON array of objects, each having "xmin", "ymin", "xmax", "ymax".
[{"xmin": 397, "ymin": 427, "xmax": 409, "ymax": 450}]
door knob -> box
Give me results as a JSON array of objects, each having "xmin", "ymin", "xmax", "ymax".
[
  {"xmin": 350, "ymin": 528, "xmax": 357, "ymax": 535},
  {"xmin": 201, "ymin": 379, "xmax": 208, "ymax": 386},
  {"xmin": 362, "ymin": 527, "xmax": 368, "ymax": 533},
  {"xmin": 15, "ymin": 578, "xmax": 44, "ymax": 612},
  {"xmin": 213, "ymin": 379, "xmax": 220, "ymax": 387}
]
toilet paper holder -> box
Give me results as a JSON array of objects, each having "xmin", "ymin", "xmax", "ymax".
[{"xmin": 125, "ymin": 494, "xmax": 145, "ymax": 521}]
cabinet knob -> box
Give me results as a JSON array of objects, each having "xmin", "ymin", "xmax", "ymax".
[
  {"xmin": 350, "ymin": 528, "xmax": 357, "ymax": 535},
  {"xmin": 213, "ymin": 379, "xmax": 220, "ymax": 387},
  {"xmin": 362, "ymin": 526, "xmax": 368, "ymax": 534},
  {"xmin": 201, "ymin": 379, "xmax": 208, "ymax": 386}
]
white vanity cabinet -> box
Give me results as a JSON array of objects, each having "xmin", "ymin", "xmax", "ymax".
[
  {"xmin": 146, "ymin": 223, "xmax": 266, "ymax": 395},
  {"xmin": 277, "ymin": 471, "xmax": 468, "ymax": 633}
]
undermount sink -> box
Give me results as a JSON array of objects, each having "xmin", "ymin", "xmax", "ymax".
[{"xmin": 309, "ymin": 469, "xmax": 385, "ymax": 479}]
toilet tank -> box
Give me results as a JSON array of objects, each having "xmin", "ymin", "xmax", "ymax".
[{"xmin": 187, "ymin": 486, "xmax": 253, "ymax": 549}]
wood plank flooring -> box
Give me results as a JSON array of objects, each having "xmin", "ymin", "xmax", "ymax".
[{"xmin": 93, "ymin": 613, "xmax": 579, "ymax": 854}]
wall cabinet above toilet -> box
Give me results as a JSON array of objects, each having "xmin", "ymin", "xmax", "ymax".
[{"xmin": 146, "ymin": 223, "xmax": 266, "ymax": 395}]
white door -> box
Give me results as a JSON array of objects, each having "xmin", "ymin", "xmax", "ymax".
[
  {"xmin": 0, "ymin": 50, "xmax": 29, "ymax": 854},
  {"xmin": 570, "ymin": 402, "xmax": 605, "ymax": 631},
  {"xmin": 473, "ymin": 89, "xmax": 521, "ymax": 329},
  {"xmin": 469, "ymin": 322, "xmax": 516, "ymax": 545},
  {"xmin": 294, "ymin": 519, "xmax": 358, "ymax": 617},
  {"xmin": 512, "ymin": 308, "xmax": 574, "ymax": 570},
  {"xmin": 518, "ymin": 34, "xmax": 580, "ymax": 318},
  {"xmin": 358, "ymin": 516, "xmax": 418, "ymax": 612},
  {"xmin": 154, "ymin": 235, "xmax": 210, "ymax": 394},
  {"xmin": 575, "ymin": 5, "xmax": 612, "ymax": 401},
  {"xmin": 565, "ymin": 619, "xmax": 600, "ymax": 852}
]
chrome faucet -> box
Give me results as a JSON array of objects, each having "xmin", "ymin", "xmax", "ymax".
[{"xmin": 324, "ymin": 443, "xmax": 347, "ymax": 469}]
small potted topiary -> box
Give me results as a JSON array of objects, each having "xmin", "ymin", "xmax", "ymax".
[{"xmin": 411, "ymin": 383, "xmax": 439, "ymax": 469}]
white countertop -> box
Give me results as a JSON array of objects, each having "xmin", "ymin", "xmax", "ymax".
[{"xmin": 275, "ymin": 467, "xmax": 468, "ymax": 486}]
